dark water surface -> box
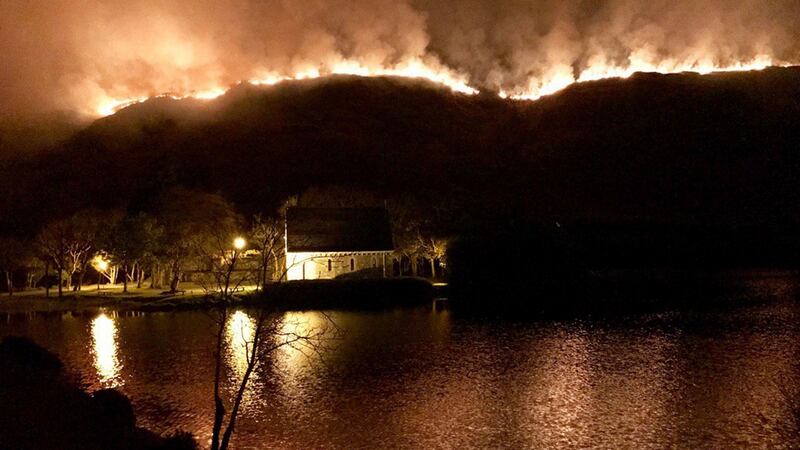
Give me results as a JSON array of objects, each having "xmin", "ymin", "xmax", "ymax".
[{"xmin": 2, "ymin": 274, "xmax": 800, "ymax": 449}]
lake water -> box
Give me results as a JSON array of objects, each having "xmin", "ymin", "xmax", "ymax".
[{"xmin": 2, "ymin": 274, "xmax": 800, "ymax": 449}]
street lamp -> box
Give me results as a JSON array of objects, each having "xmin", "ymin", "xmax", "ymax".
[
  {"xmin": 223, "ymin": 237, "xmax": 247, "ymax": 298},
  {"xmin": 94, "ymin": 257, "xmax": 109, "ymax": 291}
]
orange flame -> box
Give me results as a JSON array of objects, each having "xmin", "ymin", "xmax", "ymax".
[
  {"xmin": 94, "ymin": 57, "xmax": 477, "ymax": 117},
  {"xmin": 94, "ymin": 55, "xmax": 791, "ymax": 117},
  {"xmin": 500, "ymin": 54, "xmax": 783, "ymax": 100}
]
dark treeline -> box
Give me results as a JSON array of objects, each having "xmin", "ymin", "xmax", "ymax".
[
  {"xmin": 1, "ymin": 68, "xmax": 799, "ymax": 300},
  {"xmin": 0, "ymin": 185, "xmax": 449, "ymax": 296},
  {"xmin": 448, "ymin": 220, "xmax": 800, "ymax": 311}
]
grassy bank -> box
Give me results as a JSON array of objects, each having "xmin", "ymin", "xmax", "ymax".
[
  {"xmin": 0, "ymin": 284, "xmax": 211, "ymax": 314},
  {"xmin": 0, "ymin": 278, "xmax": 437, "ymax": 314}
]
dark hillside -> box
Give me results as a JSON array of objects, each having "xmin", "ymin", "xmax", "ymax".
[
  {"xmin": 1, "ymin": 68, "xmax": 799, "ymax": 237},
  {"xmin": 515, "ymin": 68, "xmax": 800, "ymax": 224}
]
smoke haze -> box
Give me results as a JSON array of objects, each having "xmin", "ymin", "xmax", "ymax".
[{"xmin": 1, "ymin": 0, "xmax": 799, "ymax": 118}]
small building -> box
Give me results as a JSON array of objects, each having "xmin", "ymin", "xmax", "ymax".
[{"xmin": 285, "ymin": 207, "xmax": 394, "ymax": 280}]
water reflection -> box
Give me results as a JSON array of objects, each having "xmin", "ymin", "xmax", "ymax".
[
  {"xmin": 227, "ymin": 310, "xmax": 255, "ymax": 378},
  {"xmin": 529, "ymin": 331, "xmax": 593, "ymax": 449},
  {"xmin": 3, "ymin": 292, "xmax": 800, "ymax": 448},
  {"xmin": 277, "ymin": 311, "xmax": 329, "ymax": 371},
  {"xmin": 91, "ymin": 312, "xmax": 122, "ymax": 387},
  {"xmin": 225, "ymin": 310, "xmax": 259, "ymax": 412},
  {"xmin": 266, "ymin": 311, "xmax": 332, "ymax": 408}
]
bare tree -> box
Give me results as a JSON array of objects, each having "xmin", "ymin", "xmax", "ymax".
[
  {"xmin": 418, "ymin": 235, "xmax": 448, "ymax": 278},
  {"xmin": 210, "ymin": 308, "xmax": 336, "ymax": 450},
  {"xmin": 24, "ymin": 253, "xmax": 45, "ymax": 290},
  {"xmin": 93, "ymin": 251, "xmax": 119, "ymax": 286},
  {"xmin": 202, "ymin": 227, "xmax": 335, "ymax": 450},
  {"xmin": 36, "ymin": 210, "xmax": 119, "ymax": 297},
  {"xmin": 189, "ymin": 200, "xmax": 248, "ymax": 299},
  {"xmin": 249, "ymin": 214, "xmax": 284, "ymax": 292},
  {"xmin": 389, "ymin": 197, "xmax": 452, "ymax": 278},
  {"xmin": 195, "ymin": 212, "xmax": 311, "ymax": 298},
  {"xmin": 65, "ymin": 209, "xmax": 109, "ymax": 291},
  {"xmin": 195, "ymin": 235, "xmax": 249, "ymax": 300}
]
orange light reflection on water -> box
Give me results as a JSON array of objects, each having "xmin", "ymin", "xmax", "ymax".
[{"xmin": 91, "ymin": 312, "xmax": 122, "ymax": 388}]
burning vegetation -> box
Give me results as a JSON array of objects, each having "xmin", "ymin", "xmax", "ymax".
[{"xmin": 1, "ymin": 0, "xmax": 799, "ymax": 120}]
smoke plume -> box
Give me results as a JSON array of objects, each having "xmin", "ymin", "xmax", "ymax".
[{"xmin": 1, "ymin": 0, "xmax": 799, "ymax": 118}]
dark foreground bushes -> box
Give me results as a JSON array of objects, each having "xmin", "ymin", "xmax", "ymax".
[{"xmin": 0, "ymin": 336, "xmax": 197, "ymax": 450}]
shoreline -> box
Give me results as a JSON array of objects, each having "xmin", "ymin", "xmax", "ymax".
[
  {"xmin": 0, "ymin": 278, "xmax": 439, "ymax": 314},
  {"xmin": 0, "ymin": 284, "xmax": 211, "ymax": 314},
  {"xmin": 2, "ymin": 270, "xmax": 794, "ymax": 316}
]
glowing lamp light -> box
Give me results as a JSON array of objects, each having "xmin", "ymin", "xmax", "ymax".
[
  {"xmin": 93, "ymin": 256, "xmax": 109, "ymax": 272},
  {"xmin": 233, "ymin": 237, "xmax": 246, "ymax": 250}
]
